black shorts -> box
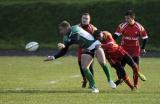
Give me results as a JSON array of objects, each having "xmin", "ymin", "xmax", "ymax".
[{"xmin": 82, "ymin": 49, "xmax": 95, "ymax": 58}]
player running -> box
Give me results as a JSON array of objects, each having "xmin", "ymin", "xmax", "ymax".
[
  {"xmin": 113, "ymin": 10, "xmax": 148, "ymax": 87},
  {"xmin": 78, "ymin": 13, "xmax": 97, "ymax": 88},
  {"xmin": 44, "ymin": 21, "xmax": 116, "ymax": 93},
  {"xmin": 94, "ymin": 30, "xmax": 145, "ymax": 89}
]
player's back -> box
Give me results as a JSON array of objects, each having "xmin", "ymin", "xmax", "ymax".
[
  {"xmin": 101, "ymin": 31, "xmax": 119, "ymax": 53},
  {"xmin": 69, "ymin": 25, "xmax": 97, "ymax": 48}
]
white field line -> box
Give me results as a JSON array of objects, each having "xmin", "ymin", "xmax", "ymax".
[
  {"xmin": 47, "ymin": 74, "xmax": 80, "ymax": 85},
  {"xmin": 0, "ymin": 74, "xmax": 81, "ymax": 92}
]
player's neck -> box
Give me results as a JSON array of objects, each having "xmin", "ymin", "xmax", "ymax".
[{"xmin": 81, "ymin": 23, "xmax": 89, "ymax": 26}]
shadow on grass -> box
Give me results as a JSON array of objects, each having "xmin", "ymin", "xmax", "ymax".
[{"xmin": 0, "ymin": 89, "xmax": 92, "ymax": 94}]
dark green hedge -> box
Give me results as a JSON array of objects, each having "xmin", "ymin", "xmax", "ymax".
[{"xmin": 0, "ymin": 1, "xmax": 159, "ymax": 49}]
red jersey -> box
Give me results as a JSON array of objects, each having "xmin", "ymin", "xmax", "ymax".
[
  {"xmin": 115, "ymin": 22, "xmax": 148, "ymax": 56},
  {"xmin": 100, "ymin": 31, "xmax": 119, "ymax": 53},
  {"xmin": 100, "ymin": 31, "xmax": 127, "ymax": 65},
  {"xmin": 79, "ymin": 23, "xmax": 97, "ymax": 34},
  {"xmin": 77, "ymin": 24, "xmax": 97, "ymax": 61}
]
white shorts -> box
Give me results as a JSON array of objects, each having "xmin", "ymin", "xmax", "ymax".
[{"xmin": 87, "ymin": 40, "xmax": 101, "ymax": 51}]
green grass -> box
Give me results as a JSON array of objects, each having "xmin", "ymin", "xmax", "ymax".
[{"xmin": 0, "ymin": 56, "xmax": 160, "ymax": 104}]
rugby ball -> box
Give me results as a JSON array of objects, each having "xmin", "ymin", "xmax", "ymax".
[{"xmin": 25, "ymin": 42, "xmax": 39, "ymax": 52}]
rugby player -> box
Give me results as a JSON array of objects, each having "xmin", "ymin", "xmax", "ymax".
[
  {"xmin": 94, "ymin": 30, "xmax": 146, "ymax": 89},
  {"xmin": 113, "ymin": 10, "xmax": 148, "ymax": 87},
  {"xmin": 44, "ymin": 21, "xmax": 116, "ymax": 93},
  {"xmin": 78, "ymin": 13, "xmax": 97, "ymax": 88}
]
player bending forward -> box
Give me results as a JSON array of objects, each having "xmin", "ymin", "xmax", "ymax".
[
  {"xmin": 94, "ymin": 30, "xmax": 146, "ymax": 89},
  {"xmin": 44, "ymin": 21, "xmax": 116, "ymax": 93}
]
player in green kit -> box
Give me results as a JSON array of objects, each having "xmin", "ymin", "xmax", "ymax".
[{"xmin": 44, "ymin": 21, "xmax": 116, "ymax": 93}]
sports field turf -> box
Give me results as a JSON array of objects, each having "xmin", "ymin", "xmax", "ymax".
[{"xmin": 0, "ymin": 56, "xmax": 160, "ymax": 104}]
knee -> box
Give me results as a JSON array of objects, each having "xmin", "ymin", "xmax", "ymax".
[{"xmin": 81, "ymin": 64, "xmax": 89, "ymax": 70}]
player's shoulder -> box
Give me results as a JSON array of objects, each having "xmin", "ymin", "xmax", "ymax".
[
  {"xmin": 71, "ymin": 25, "xmax": 82, "ymax": 33},
  {"xmin": 89, "ymin": 24, "xmax": 97, "ymax": 30},
  {"xmin": 102, "ymin": 31, "xmax": 112, "ymax": 38},
  {"xmin": 135, "ymin": 21, "xmax": 145, "ymax": 31},
  {"xmin": 118, "ymin": 22, "xmax": 128, "ymax": 29}
]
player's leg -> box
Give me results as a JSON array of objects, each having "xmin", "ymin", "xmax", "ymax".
[
  {"xmin": 121, "ymin": 57, "xmax": 127, "ymax": 67},
  {"xmin": 132, "ymin": 56, "xmax": 146, "ymax": 81},
  {"xmin": 123, "ymin": 55, "xmax": 139, "ymax": 88},
  {"xmin": 132, "ymin": 56, "xmax": 139, "ymax": 66},
  {"xmin": 81, "ymin": 53, "xmax": 99, "ymax": 93},
  {"xmin": 77, "ymin": 48, "xmax": 87, "ymax": 88},
  {"xmin": 95, "ymin": 47, "xmax": 116, "ymax": 89},
  {"xmin": 112, "ymin": 64, "xmax": 134, "ymax": 90},
  {"xmin": 78, "ymin": 60, "xmax": 87, "ymax": 88}
]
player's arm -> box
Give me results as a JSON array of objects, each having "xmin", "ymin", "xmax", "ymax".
[
  {"xmin": 113, "ymin": 24, "xmax": 122, "ymax": 40},
  {"xmin": 112, "ymin": 34, "xmax": 120, "ymax": 40},
  {"xmin": 44, "ymin": 42, "xmax": 72, "ymax": 61},
  {"xmin": 141, "ymin": 38, "xmax": 148, "ymax": 49},
  {"xmin": 140, "ymin": 25, "xmax": 148, "ymax": 54}
]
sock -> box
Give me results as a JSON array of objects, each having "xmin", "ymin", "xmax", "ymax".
[
  {"xmin": 123, "ymin": 76, "xmax": 134, "ymax": 89},
  {"xmin": 114, "ymin": 79, "xmax": 123, "ymax": 86},
  {"xmin": 102, "ymin": 64, "xmax": 112, "ymax": 82},
  {"xmin": 83, "ymin": 69, "xmax": 96, "ymax": 88},
  {"xmin": 133, "ymin": 65, "xmax": 139, "ymax": 87}
]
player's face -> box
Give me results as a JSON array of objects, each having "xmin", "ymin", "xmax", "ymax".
[
  {"xmin": 125, "ymin": 16, "xmax": 135, "ymax": 25},
  {"xmin": 59, "ymin": 26, "xmax": 69, "ymax": 35},
  {"xmin": 81, "ymin": 15, "xmax": 90, "ymax": 25}
]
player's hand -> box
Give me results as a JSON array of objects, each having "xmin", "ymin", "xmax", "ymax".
[
  {"xmin": 57, "ymin": 43, "xmax": 65, "ymax": 49},
  {"xmin": 44, "ymin": 56, "xmax": 55, "ymax": 61},
  {"xmin": 141, "ymin": 49, "xmax": 146, "ymax": 55}
]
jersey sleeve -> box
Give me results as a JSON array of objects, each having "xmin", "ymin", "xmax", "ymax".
[
  {"xmin": 114, "ymin": 24, "xmax": 123, "ymax": 36},
  {"xmin": 54, "ymin": 36, "xmax": 73, "ymax": 59},
  {"xmin": 91, "ymin": 24, "xmax": 98, "ymax": 32},
  {"xmin": 140, "ymin": 25, "xmax": 148, "ymax": 39}
]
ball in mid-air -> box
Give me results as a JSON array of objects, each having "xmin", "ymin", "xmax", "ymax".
[{"xmin": 25, "ymin": 42, "xmax": 39, "ymax": 52}]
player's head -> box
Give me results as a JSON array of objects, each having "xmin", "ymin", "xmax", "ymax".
[
  {"xmin": 125, "ymin": 10, "xmax": 135, "ymax": 25},
  {"xmin": 93, "ymin": 30, "xmax": 103, "ymax": 41},
  {"xmin": 81, "ymin": 13, "xmax": 91, "ymax": 25},
  {"xmin": 59, "ymin": 21, "xmax": 71, "ymax": 35}
]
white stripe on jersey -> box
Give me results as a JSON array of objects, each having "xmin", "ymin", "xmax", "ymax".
[
  {"xmin": 115, "ymin": 32, "xmax": 121, "ymax": 36},
  {"xmin": 120, "ymin": 22, "xmax": 128, "ymax": 31},
  {"xmin": 78, "ymin": 27, "xmax": 95, "ymax": 41},
  {"xmin": 142, "ymin": 36, "xmax": 148, "ymax": 39}
]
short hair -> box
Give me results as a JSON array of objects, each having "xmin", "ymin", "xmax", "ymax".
[
  {"xmin": 59, "ymin": 21, "xmax": 71, "ymax": 28},
  {"xmin": 82, "ymin": 13, "xmax": 90, "ymax": 16},
  {"xmin": 125, "ymin": 10, "xmax": 135, "ymax": 19}
]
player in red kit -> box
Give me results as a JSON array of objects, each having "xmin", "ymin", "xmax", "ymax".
[
  {"xmin": 94, "ymin": 30, "xmax": 145, "ymax": 89},
  {"xmin": 113, "ymin": 10, "xmax": 148, "ymax": 87},
  {"xmin": 78, "ymin": 13, "xmax": 97, "ymax": 88}
]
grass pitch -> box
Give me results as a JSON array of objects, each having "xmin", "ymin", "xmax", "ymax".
[{"xmin": 0, "ymin": 56, "xmax": 160, "ymax": 104}]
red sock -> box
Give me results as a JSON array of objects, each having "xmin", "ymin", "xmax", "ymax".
[
  {"xmin": 133, "ymin": 65, "xmax": 139, "ymax": 87},
  {"xmin": 124, "ymin": 75, "xmax": 134, "ymax": 89}
]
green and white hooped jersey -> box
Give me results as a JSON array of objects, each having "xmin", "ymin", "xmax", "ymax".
[{"xmin": 63, "ymin": 25, "xmax": 101, "ymax": 50}]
